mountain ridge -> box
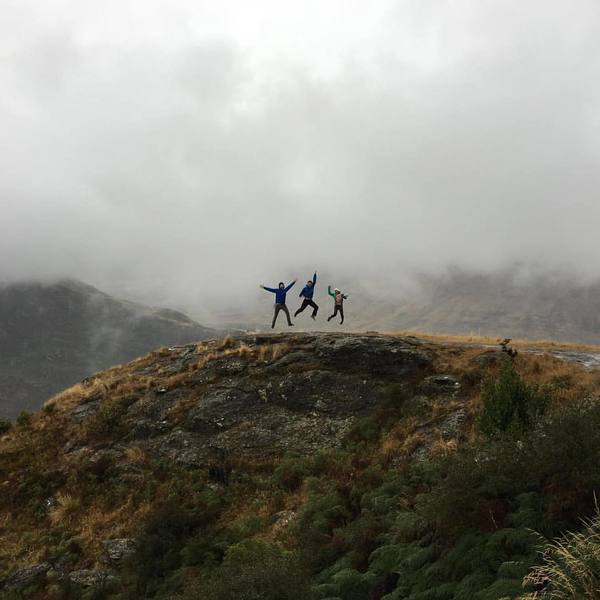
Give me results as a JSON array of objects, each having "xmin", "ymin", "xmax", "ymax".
[{"xmin": 0, "ymin": 279, "xmax": 217, "ymax": 418}]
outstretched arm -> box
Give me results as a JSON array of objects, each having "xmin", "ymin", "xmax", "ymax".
[
  {"xmin": 261, "ymin": 285, "xmax": 277, "ymax": 293},
  {"xmin": 328, "ymin": 285, "xmax": 335, "ymax": 298},
  {"xmin": 343, "ymin": 293, "xmax": 349, "ymax": 299},
  {"xmin": 285, "ymin": 279, "xmax": 297, "ymax": 292}
]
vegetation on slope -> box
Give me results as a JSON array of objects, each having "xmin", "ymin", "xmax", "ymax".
[{"xmin": 1, "ymin": 334, "xmax": 600, "ymax": 599}]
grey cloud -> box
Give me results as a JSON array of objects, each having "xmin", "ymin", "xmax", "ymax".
[{"xmin": 1, "ymin": 0, "xmax": 600, "ymax": 320}]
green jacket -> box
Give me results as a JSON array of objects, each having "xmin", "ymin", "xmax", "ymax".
[{"xmin": 328, "ymin": 286, "xmax": 348, "ymax": 305}]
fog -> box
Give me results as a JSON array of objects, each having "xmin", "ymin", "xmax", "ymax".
[{"xmin": 2, "ymin": 0, "xmax": 600, "ymax": 321}]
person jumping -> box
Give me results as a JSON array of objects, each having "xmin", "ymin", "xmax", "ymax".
[
  {"xmin": 295, "ymin": 272, "xmax": 319, "ymax": 320},
  {"xmin": 327, "ymin": 285, "xmax": 348, "ymax": 324},
  {"xmin": 260, "ymin": 279, "xmax": 297, "ymax": 328}
]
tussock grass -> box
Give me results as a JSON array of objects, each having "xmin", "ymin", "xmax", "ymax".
[
  {"xmin": 49, "ymin": 493, "xmax": 80, "ymax": 526},
  {"xmin": 218, "ymin": 335, "xmax": 237, "ymax": 350},
  {"xmin": 523, "ymin": 510, "xmax": 600, "ymax": 599}
]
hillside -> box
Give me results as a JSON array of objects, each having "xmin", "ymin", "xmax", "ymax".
[
  {"xmin": 0, "ymin": 280, "xmax": 217, "ymax": 419},
  {"xmin": 363, "ymin": 270, "xmax": 600, "ymax": 342},
  {"xmin": 1, "ymin": 332, "xmax": 600, "ymax": 599}
]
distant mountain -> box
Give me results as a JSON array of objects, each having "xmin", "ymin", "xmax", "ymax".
[
  {"xmin": 0, "ymin": 279, "xmax": 217, "ymax": 418},
  {"xmin": 221, "ymin": 269, "xmax": 600, "ymax": 344},
  {"xmin": 352, "ymin": 269, "xmax": 600, "ymax": 343}
]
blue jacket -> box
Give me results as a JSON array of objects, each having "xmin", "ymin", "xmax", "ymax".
[
  {"xmin": 299, "ymin": 273, "xmax": 317, "ymax": 299},
  {"xmin": 263, "ymin": 281, "xmax": 295, "ymax": 304}
]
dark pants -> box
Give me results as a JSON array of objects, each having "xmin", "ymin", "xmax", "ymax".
[
  {"xmin": 295, "ymin": 298, "xmax": 319, "ymax": 317},
  {"xmin": 272, "ymin": 303, "xmax": 293, "ymax": 328},
  {"xmin": 328, "ymin": 304, "xmax": 344, "ymax": 324}
]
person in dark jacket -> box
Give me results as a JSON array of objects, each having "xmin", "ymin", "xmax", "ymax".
[
  {"xmin": 295, "ymin": 272, "xmax": 319, "ymax": 320},
  {"xmin": 260, "ymin": 279, "xmax": 297, "ymax": 328},
  {"xmin": 327, "ymin": 285, "xmax": 348, "ymax": 324}
]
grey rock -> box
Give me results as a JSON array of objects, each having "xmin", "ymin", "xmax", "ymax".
[
  {"xmin": 272, "ymin": 510, "xmax": 297, "ymax": 533},
  {"xmin": 69, "ymin": 400, "xmax": 100, "ymax": 422},
  {"xmin": 68, "ymin": 569, "xmax": 116, "ymax": 588},
  {"xmin": 440, "ymin": 408, "xmax": 466, "ymax": 440},
  {"xmin": 1, "ymin": 562, "xmax": 51, "ymax": 591},
  {"xmin": 421, "ymin": 375, "xmax": 461, "ymax": 394},
  {"xmin": 103, "ymin": 538, "xmax": 137, "ymax": 565},
  {"xmin": 314, "ymin": 335, "xmax": 431, "ymax": 376},
  {"xmin": 473, "ymin": 350, "xmax": 511, "ymax": 366}
]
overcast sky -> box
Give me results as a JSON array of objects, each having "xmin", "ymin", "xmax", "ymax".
[{"xmin": 1, "ymin": 0, "xmax": 600, "ymax": 317}]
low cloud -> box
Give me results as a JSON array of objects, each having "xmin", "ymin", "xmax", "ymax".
[{"xmin": 1, "ymin": 0, "xmax": 600, "ymax": 318}]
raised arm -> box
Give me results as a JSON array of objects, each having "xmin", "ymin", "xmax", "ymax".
[
  {"xmin": 312, "ymin": 272, "xmax": 317, "ymax": 285},
  {"xmin": 285, "ymin": 279, "xmax": 297, "ymax": 292},
  {"xmin": 328, "ymin": 285, "xmax": 335, "ymax": 298}
]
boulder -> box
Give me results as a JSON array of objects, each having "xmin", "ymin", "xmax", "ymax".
[
  {"xmin": 420, "ymin": 375, "xmax": 461, "ymax": 395},
  {"xmin": 473, "ymin": 350, "xmax": 511, "ymax": 367},
  {"xmin": 1, "ymin": 562, "xmax": 51, "ymax": 591},
  {"xmin": 314, "ymin": 335, "xmax": 432, "ymax": 376},
  {"xmin": 103, "ymin": 538, "xmax": 137, "ymax": 566},
  {"xmin": 68, "ymin": 569, "xmax": 115, "ymax": 587}
]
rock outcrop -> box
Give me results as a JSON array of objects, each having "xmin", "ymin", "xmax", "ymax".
[{"xmin": 57, "ymin": 333, "xmax": 434, "ymax": 467}]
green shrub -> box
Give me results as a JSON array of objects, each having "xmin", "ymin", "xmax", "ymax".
[
  {"xmin": 85, "ymin": 398, "xmax": 127, "ymax": 438},
  {"xmin": 0, "ymin": 418, "xmax": 12, "ymax": 434},
  {"xmin": 345, "ymin": 417, "xmax": 380, "ymax": 449},
  {"xmin": 42, "ymin": 402, "xmax": 56, "ymax": 415},
  {"xmin": 179, "ymin": 540, "xmax": 314, "ymax": 600},
  {"xmin": 274, "ymin": 455, "xmax": 311, "ymax": 491},
  {"xmin": 16, "ymin": 410, "xmax": 32, "ymax": 427},
  {"xmin": 479, "ymin": 361, "xmax": 550, "ymax": 437},
  {"xmin": 130, "ymin": 503, "xmax": 204, "ymax": 596}
]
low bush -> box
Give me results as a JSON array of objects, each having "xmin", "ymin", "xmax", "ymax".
[
  {"xmin": 179, "ymin": 540, "xmax": 314, "ymax": 600},
  {"xmin": 479, "ymin": 360, "xmax": 550, "ymax": 438},
  {"xmin": 16, "ymin": 410, "xmax": 32, "ymax": 427}
]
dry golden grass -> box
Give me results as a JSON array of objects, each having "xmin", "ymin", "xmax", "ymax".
[
  {"xmin": 165, "ymin": 371, "xmax": 191, "ymax": 389},
  {"xmin": 238, "ymin": 343, "xmax": 253, "ymax": 360},
  {"xmin": 125, "ymin": 446, "xmax": 147, "ymax": 464},
  {"xmin": 218, "ymin": 335, "xmax": 236, "ymax": 350},
  {"xmin": 271, "ymin": 343, "xmax": 289, "ymax": 361},
  {"xmin": 49, "ymin": 492, "xmax": 81, "ymax": 526},
  {"xmin": 429, "ymin": 437, "xmax": 458, "ymax": 458},
  {"xmin": 78, "ymin": 495, "xmax": 152, "ymax": 558},
  {"xmin": 0, "ymin": 512, "xmax": 47, "ymax": 572},
  {"xmin": 389, "ymin": 329, "xmax": 600, "ymax": 354},
  {"xmin": 379, "ymin": 416, "xmax": 419, "ymax": 463},
  {"xmin": 258, "ymin": 345, "xmax": 271, "ymax": 362}
]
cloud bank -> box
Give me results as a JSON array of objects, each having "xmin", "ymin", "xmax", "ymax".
[{"xmin": 1, "ymin": 0, "xmax": 600, "ymax": 317}]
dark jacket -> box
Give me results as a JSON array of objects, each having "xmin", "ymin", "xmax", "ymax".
[
  {"xmin": 263, "ymin": 281, "xmax": 295, "ymax": 304},
  {"xmin": 299, "ymin": 273, "xmax": 317, "ymax": 299}
]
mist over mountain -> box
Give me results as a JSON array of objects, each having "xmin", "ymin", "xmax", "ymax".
[
  {"xmin": 2, "ymin": 1, "xmax": 600, "ymax": 310},
  {"xmin": 0, "ymin": 279, "xmax": 216, "ymax": 418},
  {"xmin": 212, "ymin": 267, "xmax": 600, "ymax": 344}
]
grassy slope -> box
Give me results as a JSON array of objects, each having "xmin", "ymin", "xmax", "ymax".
[{"xmin": 1, "ymin": 332, "xmax": 599, "ymax": 598}]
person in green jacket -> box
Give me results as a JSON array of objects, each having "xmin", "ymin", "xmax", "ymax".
[{"xmin": 327, "ymin": 286, "xmax": 348, "ymax": 324}]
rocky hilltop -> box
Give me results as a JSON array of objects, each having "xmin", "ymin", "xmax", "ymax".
[
  {"xmin": 1, "ymin": 332, "xmax": 599, "ymax": 599},
  {"xmin": 0, "ymin": 279, "xmax": 217, "ymax": 418},
  {"xmin": 64, "ymin": 333, "xmax": 434, "ymax": 466}
]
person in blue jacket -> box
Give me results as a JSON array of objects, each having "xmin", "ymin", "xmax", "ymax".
[
  {"xmin": 295, "ymin": 272, "xmax": 319, "ymax": 320},
  {"xmin": 260, "ymin": 279, "xmax": 297, "ymax": 328}
]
